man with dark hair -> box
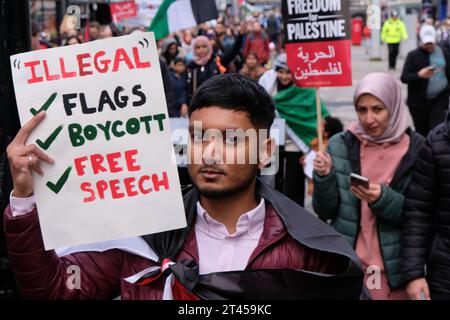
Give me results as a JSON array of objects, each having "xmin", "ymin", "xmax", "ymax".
[
  {"xmin": 4, "ymin": 74, "xmax": 363, "ymax": 299},
  {"xmin": 31, "ymin": 21, "xmax": 41, "ymax": 51},
  {"xmin": 88, "ymin": 21, "xmax": 101, "ymax": 41},
  {"xmin": 189, "ymin": 74, "xmax": 274, "ymax": 129}
]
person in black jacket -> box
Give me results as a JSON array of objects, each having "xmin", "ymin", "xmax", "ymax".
[
  {"xmin": 161, "ymin": 38, "xmax": 181, "ymax": 67},
  {"xmin": 400, "ymin": 25, "xmax": 450, "ymax": 137},
  {"xmin": 186, "ymin": 32, "xmax": 244, "ymax": 103},
  {"xmin": 159, "ymin": 58, "xmax": 178, "ymax": 117},
  {"xmin": 402, "ymin": 111, "xmax": 450, "ymax": 300}
]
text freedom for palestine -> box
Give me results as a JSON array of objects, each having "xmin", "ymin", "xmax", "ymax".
[
  {"xmin": 287, "ymin": 20, "xmax": 346, "ymax": 41},
  {"xmin": 287, "ymin": 0, "xmax": 342, "ymax": 15}
]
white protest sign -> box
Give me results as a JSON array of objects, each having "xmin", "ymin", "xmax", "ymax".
[{"xmin": 10, "ymin": 32, "xmax": 186, "ymax": 250}]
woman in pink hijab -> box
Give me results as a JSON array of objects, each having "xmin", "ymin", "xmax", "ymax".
[
  {"xmin": 186, "ymin": 31, "xmax": 245, "ymax": 103},
  {"xmin": 312, "ymin": 73, "xmax": 425, "ymax": 299}
]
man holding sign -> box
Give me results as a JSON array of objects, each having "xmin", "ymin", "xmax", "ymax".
[
  {"xmin": 259, "ymin": 53, "xmax": 330, "ymax": 207},
  {"xmin": 4, "ymin": 33, "xmax": 363, "ymax": 298}
]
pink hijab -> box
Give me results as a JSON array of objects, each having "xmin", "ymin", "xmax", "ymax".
[
  {"xmin": 352, "ymin": 72, "xmax": 408, "ymax": 144},
  {"xmin": 192, "ymin": 36, "xmax": 213, "ymax": 66}
]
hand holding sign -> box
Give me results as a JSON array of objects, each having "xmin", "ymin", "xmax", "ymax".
[{"xmin": 7, "ymin": 111, "xmax": 55, "ymax": 198}]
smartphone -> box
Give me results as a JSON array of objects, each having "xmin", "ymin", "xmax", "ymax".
[{"xmin": 350, "ymin": 173, "xmax": 370, "ymax": 189}]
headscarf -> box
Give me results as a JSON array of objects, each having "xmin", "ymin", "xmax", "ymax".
[
  {"xmin": 192, "ymin": 36, "xmax": 213, "ymax": 66},
  {"xmin": 351, "ymin": 72, "xmax": 408, "ymax": 143}
]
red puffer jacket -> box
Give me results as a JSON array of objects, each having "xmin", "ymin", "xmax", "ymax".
[
  {"xmin": 4, "ymin": 201, "xmax": 347, "ymax": 300},
  {"xmin": 243, "ymin": 31, "xmax": 270, "ymax": 64}
]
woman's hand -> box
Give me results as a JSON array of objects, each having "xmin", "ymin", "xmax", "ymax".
[
  {"xmin": 350, "ymin": 183, "xmax": 382, "ymax": 203},
  {"xmin": 313, "ymin": 151, "xmax": 332, "ymax": 177}
]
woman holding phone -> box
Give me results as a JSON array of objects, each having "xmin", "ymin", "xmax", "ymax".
[{"xmin": 312, "ymin": 73, "xmax": 425, "ymax": 299}]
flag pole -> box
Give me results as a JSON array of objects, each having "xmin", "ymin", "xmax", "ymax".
[{"xmin": 316, "ymin": 87, "xmax": 324, "ymax": 152}]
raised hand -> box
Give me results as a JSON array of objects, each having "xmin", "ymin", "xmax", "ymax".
[{"xmin": 6, "ymin": 111, "xmax": 54, "ymax": 198}]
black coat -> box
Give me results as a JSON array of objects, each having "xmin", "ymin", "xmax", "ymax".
[
  {"xmin": 400, "ymin": 46, "xmax": 450, "ymax": 110},
  {"xmin": 159, "ymin": 58, "xmax": 178, "ymax": 117},
  {"xmin": 143, "ymin": 179, "xmax": 365, "ymax": 299},
  {"xmin": 402, "ymin": 111, "xmax": 450, "ymax": 295}
]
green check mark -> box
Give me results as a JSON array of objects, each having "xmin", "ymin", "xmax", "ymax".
[
  {"xmin": 36, "ymin": 125, "xmax": 63, "ymax": 150},
  {"xmin": 29, "ymin": 92, "xmax": 57, "ymax": 116},
  {"xmin": 46, "ymin": 166, "xmax": 72, "ymax": 194}
]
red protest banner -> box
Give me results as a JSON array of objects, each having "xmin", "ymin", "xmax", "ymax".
[
  {"xmin": 285, "ymin": 40, "xmax": 351, "ymax": 87},
  {"xmin": 282, "ymin": 0, "xmax": 352, "ymax": 87},
  {"xmin": 110, "ymin": 1, "xmax": 138, "ymax": 23}
]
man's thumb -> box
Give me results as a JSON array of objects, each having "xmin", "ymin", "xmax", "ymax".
[{"xmin": 423, "ymin": 285, "xmax": 431, "ymax": 300}]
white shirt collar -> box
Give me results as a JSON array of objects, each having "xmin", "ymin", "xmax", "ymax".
[{"xmin": 196, "ymin": 198, "xmax": 265, "ymax": 238}]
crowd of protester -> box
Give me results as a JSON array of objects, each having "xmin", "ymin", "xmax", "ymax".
[{"xmin": 4, "ymin": 7, "xmax": 450, "ymax": 300}]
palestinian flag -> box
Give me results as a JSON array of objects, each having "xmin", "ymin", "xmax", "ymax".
[
  {"xmin": 149, "ymin": 0, "xmax": 218, "ymax": 40},
  {"xmin": 274, "ymin": 86, "xmax": 330, "ymax": 146},
  {"xmin": 240, "ymin": 2, "xmax": 256, "ymax": 13}
]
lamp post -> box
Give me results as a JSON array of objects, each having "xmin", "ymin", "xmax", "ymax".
[{"xmin": 369, "ymin": 0, "xmax": 382, "ymax": 60}]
